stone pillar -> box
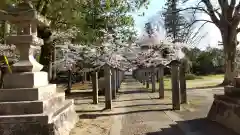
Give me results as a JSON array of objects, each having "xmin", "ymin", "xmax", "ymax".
[
  {"xmin": 151, "ymin": 67, "xmax": 156, "ymax": 92},
  {"xmin": 179, "ymin": 63, "xmax": 187, "ymax": 104},
  {"xmin": 171, "ymin": 61, "xmax": 181, "ymax": 110},
  {"xmin": 91, "ymin": 71, "xmax": 98, "ymax": 104},
  {"xmin": 158, "ymin": 65, "xmax": 164, "ymax": 99},
  {"xmin": 111, "ymin": 68, "xmax": 117, "ymax": 99},
  {"xmin": 104, "ymin": 64, "xmax": 112, "ymax": 109}
]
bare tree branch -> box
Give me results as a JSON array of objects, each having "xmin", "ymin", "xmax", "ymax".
[
  {"xmin": 228, "ymin": 0, "xmax": 236, "ymax": 18},
  {"xmin": 202, "ymin": 0, "xmax": 220, "ymax": 27},
  {"xmin": 186, "ymin": 19, "xmax": 214, "ymax": 28}
]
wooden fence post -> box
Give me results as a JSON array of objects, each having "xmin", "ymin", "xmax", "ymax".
[
  {"xmin": 91, "ymin": 71, "xmax": 98, "ymax": 104},
  {"xmin": 171, "ymin": 61, "xmax": 181, "ymax": 110},
  {"xmin": 158, "ymin": 65, "xmax": 164, "ymax": 99},
  {"xmin": 104, "ymin": 64, "xmax": 112, "ymax": 109}
]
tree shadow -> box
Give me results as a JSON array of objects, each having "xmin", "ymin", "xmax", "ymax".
[
  {"xmin": 66, "ymin": 91, "xmax": 93, "ymax": 99},
  {"xmin": 76, "ymin": 108, "xmax": 106, "ymax": 113},
  {"xmin": 146, "ymin": 124, "xmax": 185, "ymax": 135},
  {"xmin": 187, "ymin": 85, "xmax": 222, "ymax": 90},
  {"xmin": 114, "ymin": 103, "xmax": 172, "ymax": 108},
  {"xmin": 79, "ymin": 108, "xmax": 172, "ymax": 119},
  {"xmin": 113, "ymin": 98, "xmax": 160, "ymax": 102},
  {"xmin": 146, "ymin": 118, "xmax": 239, "ymax": 135},
  {"xmin": 119, "ymin": 90, "xmax": 152, "ymax": 94}
]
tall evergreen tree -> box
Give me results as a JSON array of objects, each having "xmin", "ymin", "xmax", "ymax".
[{"xmin": 163, "ymin": 0, "xmax": 185, "ymax": 43}]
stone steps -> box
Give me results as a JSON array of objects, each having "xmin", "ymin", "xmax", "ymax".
[
  {"xmin": 0, "ymin": 84, "xmax": 56, "ymax": 102},
  {"xmin": 0, "ymin": 93, "xmax": 65, "ymax": 115},
  {"xmin": 0, "ymin": 99, "xmax": 74, "ymax": 123},
  {"xmin": 0, "ymin": 99, "xmax": 78, "ymax": 135}
]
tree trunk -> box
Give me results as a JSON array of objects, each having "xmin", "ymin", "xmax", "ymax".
[
  {"xmin": 222, "ymin": 33, "xmax": 237, "ymax": 85},
  {"xmin": 38, "ymin": 26, "xmax": 52, "ymax": 74},
  {"xmin": 39, "ymin": 41, "xmax": 51, "ymax": 71}
]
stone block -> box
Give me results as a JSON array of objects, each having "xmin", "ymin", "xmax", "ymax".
[
  {"xmin": 48, "ymin": 100, "xmax": 78, "ymax": 135},
  {"xmin": 208, "ymin": 94, "xmax": 240, "ymax": 134},
  {"xmin": 0, "ymin": 93, "xmax": 65, "ymax": 115},
  {"xmin": 0, "ymin": 99, "xmax": 78, "ymax": 135},
  {"xmin": 0, "ymin": 84, "xmax": 56, "ymax": 102},
  {"xmin": 6, "ymin": 35, "xmax": 43, "ymax": 46},
  {"xmin": 3, "ymin": 72, "xmax": 48, "ymax": 88}
]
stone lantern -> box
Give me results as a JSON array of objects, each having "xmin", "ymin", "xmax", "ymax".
[{"xmin": 0, "ymin": 1, "xmax": 78, "ymax": 135}]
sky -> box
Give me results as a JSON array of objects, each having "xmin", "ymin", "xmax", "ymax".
[{"xmin": 131, "ymin": 0, "xmax": 222, "ymax": 50}]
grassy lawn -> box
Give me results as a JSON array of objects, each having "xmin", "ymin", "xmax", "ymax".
[
  {"xmin": 69, "ymin": 74, "xmax": 224, "ymax": 90},
  {"xmin": 150, "ymin": 74, "xmax": 224, "ymax": 90}
]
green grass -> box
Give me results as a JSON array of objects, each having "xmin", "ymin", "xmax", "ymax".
[{"xmin": 149, "ymin": 74, "xmax": 224, "ymax": 90}]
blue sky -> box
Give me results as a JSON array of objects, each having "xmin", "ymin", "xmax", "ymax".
[{"xmin": 131, "ymin": 0, "xmax": 222, "ymax": 50}]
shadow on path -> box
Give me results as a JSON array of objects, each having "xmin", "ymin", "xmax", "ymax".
[
  {"xmin": 79, "ymin": 108, "xmax": 172, "ymax": 119},
  {"xmin": 66, "ymin": 91, "xmax": 92, "ymax": 99},
  {"xmin": 146, "ymin": 118, "xmax": 239, "ymax": 135},
  {"xmin": 146, "ymin": 124, "xmax": 185, "ymax": 135},
  {"xmin": 114, "ymin": 103, "xmax": 172, "ymax": 108},
  {"xmin": 119, "ymin": 90, "xmax": 152, "ymax": 94},
  {"xmin": 76, "ymin": 108, "xmax": 108, "ymax": 113},
  {"xmin": 113, "ymin": 98, "xmax": 160, "ymax": 102}
]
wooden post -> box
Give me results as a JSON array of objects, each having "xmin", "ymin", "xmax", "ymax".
[
  {"xmin": 91, "ymin": 71, "xmax": 98, "ymax": 104},
  {"xmin": 118, "ymin": 69, "xmax": 120, "ymax": 89},
  {"xmin": 180, "ymin": 62, "xmax": 187, "ymax": 104},
  {"xmin": 143, "ymin": 70, "xmax": 146, "ymax": 85},
  {"xmin": 66, "ymin": 69, "xmax": 72, "ymax": 94},
  {"xmin": 151, "ymin": 67, "xmax": 156, "ymax": 92},
  {"xmin": 104, "ymin": 64, "xmax": 112, "ymax": 109},
  {"xmin": 84, "ymin": 72, "xmax": 87, "ymax": 82},
  {"xmin": 158, "ymin": 65, "xmax": 164, "ymax": 99},
  {"xmin": 111, "ymin": 68, "xmax": 117, "ymax": 99},
  {"xmin": 156, "ymin": 70, "xmax": 159, "ymax": 82},
  {"xmin": 120, "ymin": 70, "xmax": 123, "ymax": 83},
  {"xmin": 171, "ymin": 61, "xmax": 180, "ymax": 110},
  {"xmin": 146, "ymin": 70, "xmax": 150, "ymax": 89},
  {"xmin": 52, "ymin": 46, "xmax": 57, "ymax": 81},
  {"xmin": 122, "ymin": 71, "xmax": 125, "ymax": 81},
  {"xmin": 116, "ymin": 68, "xmax": 119, "ymax": 92}
]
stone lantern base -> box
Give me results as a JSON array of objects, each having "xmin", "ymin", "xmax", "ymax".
[
  {"xmin": 208, "ymin": 77, "xmax": 240, "ymax": 134},
  {"xmin": 0, "ymin": 72, "xmax": 78, "ymax": 135}
]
